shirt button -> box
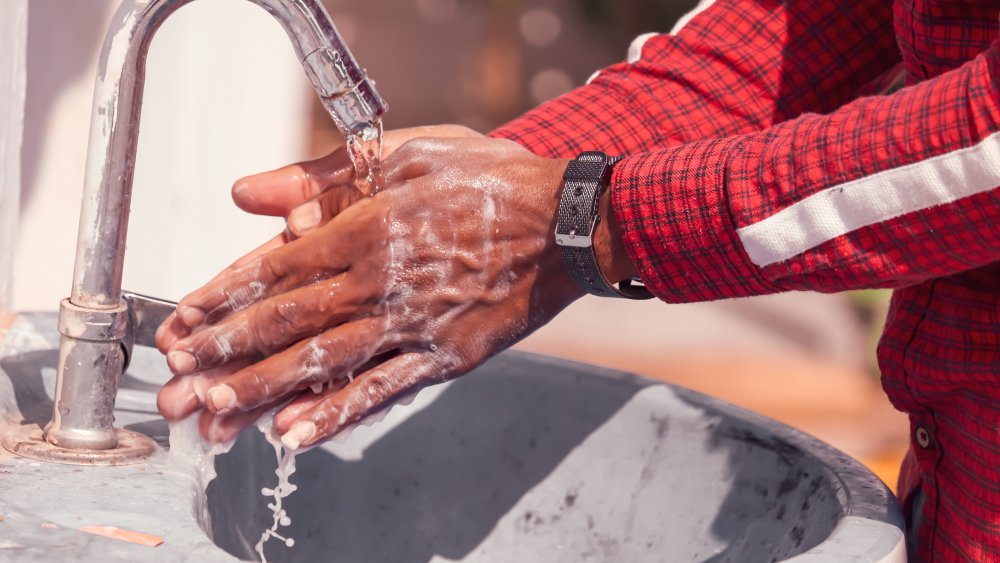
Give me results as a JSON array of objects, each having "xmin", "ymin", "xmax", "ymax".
[{"xmin": 915, "ymin": 425, "xmax": 933, "ymax": 449}]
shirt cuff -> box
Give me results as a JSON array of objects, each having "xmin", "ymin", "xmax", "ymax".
[{"xmin": 611, "ymin": 138, "xmax": 777, "ymax": 303}]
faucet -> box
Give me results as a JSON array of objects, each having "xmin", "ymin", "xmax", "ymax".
[{"xmin": 44, "ymin": 0, "xmax": 386, "ymax": 456}]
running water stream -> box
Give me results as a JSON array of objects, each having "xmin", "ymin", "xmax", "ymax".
[
  {"xmin": 345, "ymin": 120, "xmax": 384, "ymax": 196},
  {"xmin": 167, "ymin": 119, "xmax": 385, "ymax": 562}
]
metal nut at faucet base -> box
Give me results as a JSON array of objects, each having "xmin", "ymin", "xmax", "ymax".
[
  {"xmin": 4, "ymin": 424, "xmax": 156, "ymax": 466},
  {"xmin": 57, "ymin": 298, "xmax": 128, "ymax": 342}
]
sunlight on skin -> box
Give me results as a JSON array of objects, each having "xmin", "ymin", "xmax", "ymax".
[{"xmin": 155, "ymin": 125, "xmax": 633, "ymax": 449}]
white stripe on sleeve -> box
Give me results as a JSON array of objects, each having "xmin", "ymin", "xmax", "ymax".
[
  {"xmin": 669, "ymin": 0, "xmax": 719, "ymax": 35},
  {"xmin": 590, "ymin": 0, "xmax": 719, "ymax": 83},
  {"xmin": 737, "ymin": 130, "xmax": 1000, "ymax": 267}
]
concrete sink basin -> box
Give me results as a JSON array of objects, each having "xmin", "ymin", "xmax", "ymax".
[{"xmin": 0, "ymin": 313, "xmax": 904, "ymax": 562}]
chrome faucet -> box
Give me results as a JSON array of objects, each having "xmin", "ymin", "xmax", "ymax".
[{"xmin": 45, "ymin": 0, "xmax": 386, "ymax": 454}]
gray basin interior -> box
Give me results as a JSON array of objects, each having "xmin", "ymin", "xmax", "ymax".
[{"xmin": 0, "ymin": 313, "xmax": 904, "ymax": 562}]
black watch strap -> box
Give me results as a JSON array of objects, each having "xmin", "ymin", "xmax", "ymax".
[{"xmin": 554, "ymin": 152, "xmax": 652, "ymax": 300}]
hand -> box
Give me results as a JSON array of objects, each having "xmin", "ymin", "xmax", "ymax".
[
  {"xmin": 157, "ymin": 137, "xmax": 586, "ymax": 447},
  {"xmin": 233, "ymin": 124, "xmax": 483, "ymax": 237},
  {"xmin": 155, "ymin": 125, "xmax": 483, "ymax": 442},
  {"xmin": 155, "ymin": 124, "xmax": 482, "ymax": 355}
]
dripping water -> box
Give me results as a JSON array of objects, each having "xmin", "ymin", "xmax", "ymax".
[
  {"xmin": 345, "ymin": 119, "xmax": 384, "ymax": 196},
  {"xmin": 169, "ymin": 118, "xmax": 385, "ymax": 561}
]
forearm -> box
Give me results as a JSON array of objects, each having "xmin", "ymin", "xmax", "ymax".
[{"xmin": 614, "ymin": 41, "xmax": 1000, "ymax": 302}]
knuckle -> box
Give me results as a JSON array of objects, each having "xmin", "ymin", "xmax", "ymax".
[
  {"xmin": 395, "ymin": 138, "xmax": 425, "ymax": 157},
  {"xmin": 297, "ymin": 171, "xmax": 317, "ymax": 202},
  {"xmin": 205, "ymin": 332, "xmax": 234, "ymax": 364},
  {"xmin": 249, "ymin": 305, "xmax": 282, "ymax": 355},
  {"xmin": 248, "ymin": 369, "xmax": 271, "ymax": 402},
  {"xmin": 258, "ymin": 254, "xmax": 286, "ymax": 282},
  {"xmin": 270, "ymin": 299, "xmax": 302, "ymax": 331},
  {"xmin": 299, "ymin": 336, "xmax": 352, "ymax": 388},
  {"xmin": 360, "ymin": 373, "xmax": 395, "ymax": 404}
]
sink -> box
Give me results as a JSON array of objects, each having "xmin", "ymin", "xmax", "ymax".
[{"xmin": 0, "ymin": 313, "xmax": 905, "ymax": 562}]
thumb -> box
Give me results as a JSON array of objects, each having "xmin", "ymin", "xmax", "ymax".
[{"xmin": 231, "ymin": 149, "xmax": 354, "ymax": 216}]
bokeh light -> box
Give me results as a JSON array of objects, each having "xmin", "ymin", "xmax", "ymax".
[{"xmin": 519, "ymin": 8, "xmax": 562, "ymax": 48}]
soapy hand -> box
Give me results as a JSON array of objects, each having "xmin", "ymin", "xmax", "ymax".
[
  {"xmin": 154, "ymin": 125, "xmax": 483, "ymax": 441},
  {"xmin": 156, "ymin": 124, "xmax": 483, "ymax": 352},
  {"xmin": 236, "ymin": 124, "xmax": 483, "ymax": 238},
  {"xmin": 157, "ymin": 136, "xmax": 585, "ymax": 447}
]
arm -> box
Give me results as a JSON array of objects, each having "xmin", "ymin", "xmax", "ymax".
[
  {"xmin": 614, "ymin": 40, "xmax": 1000, "ymax": 302},
  {"xmin": 492, "ymin": 0, "xmax": 899, "ymax": 155},
  {"xmin": 229, "ymin": 1, "xmax": 900, "ymax": 234}
]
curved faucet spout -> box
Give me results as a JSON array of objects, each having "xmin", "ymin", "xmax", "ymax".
[{"xmin": 46, "ymin": 0, "xmax": 385, "ymax": 452}]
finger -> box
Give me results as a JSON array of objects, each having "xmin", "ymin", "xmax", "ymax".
[
  {"xmin": 230, "ymin": 232, "xmax": 289, "ymax": 269},
  {"xmin": 155, "ymin": 310, "xmax": 192, "ymax": 354},
  {"xmin": 285, "ymin": 183, "xmax": 366, "ymax": 238},
  {"xmin": 271, "ymin": 351, "xmax": 397, "ymax": 433},
  {"xmin": 272, "ymin": 389, "xmax": 328, "ymax": 433},
  {"xmin": 180, "ymin": 201, "xmax": 385, "ymax": 326},
  {"xmin": 166, "ymin": 273, "xmax": 372, "ymax": 375},
  {"xmin": 198, "ymin": 401, "xmax": 280, "ymax": 444},
  {"xmin": 202, "ymin": 316, "xmax": 390, "ymax": 415},
  {"xmin": 177, "ymin": 203, "xmax": 383, "ymax": 327},
  {"xmin": 277, "ymin": 351, "xmax": 455, "ymax": 450},
  {"xmin": 157, "ymin": 232, "xmax": 291, "ymax": 344},
  {"xmin": 380, "ymin": 140, "xmax": 439, "ymax": 184},
  {"xmin": 231, "ymin": 150, "xmax": 354, "ymax": 216},
  {"xmin": 156, "ymin": 359, "xmax": 252, "ymax": 421},
  {"xmin": 380, "ymin": 124, "xmax": 483, "ymax": 156}
]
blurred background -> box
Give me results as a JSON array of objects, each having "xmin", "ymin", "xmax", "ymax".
[{"xmin": 7, "ymin": 0, "xmax": 906, "ymax": 486}]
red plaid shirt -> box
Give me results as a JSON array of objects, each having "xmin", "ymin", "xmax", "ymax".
[{"xmin": 493, "ymin": 1, "xmax": 1000, "ymax": 560}]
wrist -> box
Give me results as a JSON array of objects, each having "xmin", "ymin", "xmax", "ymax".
[
  {"xmin": 553, "ymin": 152, "xmax": 649, "ymax": 299},
  {"xmin": 595, "ymin": 180, "xmax": 638, "ymax": 284}
]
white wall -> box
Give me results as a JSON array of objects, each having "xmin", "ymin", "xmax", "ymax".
[
  {"xmin": 15, "ymin": 0, "xmax": 311, "ymax": 311},
  {"xmin": 0, "ymin": 0, "xmax": 28, "ymax": 312}
]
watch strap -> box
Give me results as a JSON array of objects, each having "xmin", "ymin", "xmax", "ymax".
[{"xmin": 555, "ymin": 152, "xmax": 652, "ymax": 300}]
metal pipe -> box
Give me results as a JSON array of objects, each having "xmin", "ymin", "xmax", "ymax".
[{"xmin": 46, "ymin": 0, "xmax": 385, "ymax": 451}]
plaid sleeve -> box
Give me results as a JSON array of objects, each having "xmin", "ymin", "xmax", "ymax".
[
  {"xmin": 491, "ymin": 0, "xmax": 898, "ymax": 156},
  {"xmin": 615, "ymin": 39, "xmax": 1000, "ymax": 303}
]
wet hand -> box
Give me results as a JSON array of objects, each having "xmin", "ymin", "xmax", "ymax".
[
  {"xmin": 233, "ymin": 124, "xmax": 482, "ymax": 237},
  {"xmin": 155, "ymin": 124, "xmax": 482, "ymax": 354},
  {"xmin": 157, "ymin": 137, "xmax": 583, "ymax": 446},
  {"xmin": 155, "ymin": 126, "xmax": 481, "ymax": 443}
]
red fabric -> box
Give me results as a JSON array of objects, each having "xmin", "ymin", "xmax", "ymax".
[{"xmin": 492, "ymin": 1, "xmax": 1000, "ymax": 560}]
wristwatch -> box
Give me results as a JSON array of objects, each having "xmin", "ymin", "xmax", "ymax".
[{"xmin": 554, "ymin": 151, "xmax": 652, "ymax": 300}]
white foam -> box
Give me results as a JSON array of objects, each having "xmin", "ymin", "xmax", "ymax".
[
  {"xmin": 165, "ymin": 415, "xmax": 237, "ymax": 533},
  {"xmin": 253, "ymin": 414, "xmax": 302, "ymax": 563},
  {"xmin": 166, "ymin": 412, "xmax": 305, "ymax": 563}
]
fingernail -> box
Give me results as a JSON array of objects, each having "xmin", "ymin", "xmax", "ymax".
[
  {"xmin": 167, "ymin": 351, "xmax": 197, "ymax": 375},
  {"xmin": 281, "ymin": 421, "xmax": 317, "ymax": 451},
  {"xmin": 154, "ymin": 323, "xmax": 169, "ymax": 349},
  {"xmin": 232, "ymin": 179, "xmax": 254, "ymax": 200},
  {"xmin": 206, "ymin": 384, "xmax": 237, "ymax": 414},
  {"xmin": 287, "ymin": 201, "xmax": 321, "ymax": 235},
  {"xmin": 178, "ymin": 306, "xmax": 205, "ymax": 327}
]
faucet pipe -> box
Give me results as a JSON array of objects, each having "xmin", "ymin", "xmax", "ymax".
[{"xmin": 47, "ymin": 0, "xmax": 385, "ymax": 451}]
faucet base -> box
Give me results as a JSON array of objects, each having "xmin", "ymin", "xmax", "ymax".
[{"xmin": 3, "ymin": 424, "xmax": 156, "ymax": 466}]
